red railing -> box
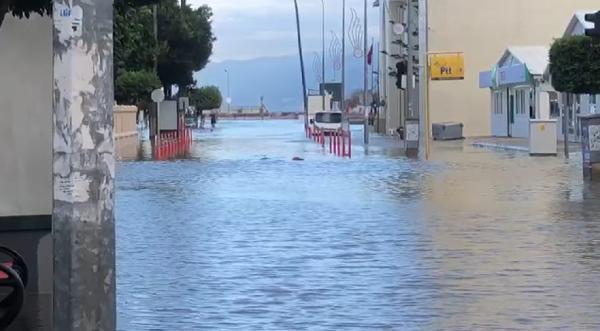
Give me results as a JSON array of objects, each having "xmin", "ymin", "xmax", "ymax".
[
  {"xmin": 154, "ymin": 117, "xmax": 193, "ymax": 160},
  {"xmin": 306, "ymin": 125, "xmax": 351, "ymax": 158}
]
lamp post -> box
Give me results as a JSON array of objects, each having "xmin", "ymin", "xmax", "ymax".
[
  {"xmin": 294, "ymin": 0, "xmax": 309, "ymax": 128},
  {"xmin": 321, "ymin": 0, "xmax": 326, "ymax": 110},
  {"xmin": 225, "ymin": 69, "xmax": 231, "ymax": 112}
]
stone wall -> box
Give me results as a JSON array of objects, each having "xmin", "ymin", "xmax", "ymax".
[{"xmin": 114, "ymin": 105, "xmax": 139, "ymax": 139}]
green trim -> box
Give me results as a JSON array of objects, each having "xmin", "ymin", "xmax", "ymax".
[{"xmin": 0, "ymin": 215, "xmax": 52, "ymax": 232}]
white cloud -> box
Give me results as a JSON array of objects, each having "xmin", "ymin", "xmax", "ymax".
[{"xmin": 189, "ymin": 0, "xmax": 379, "ymax": 62}]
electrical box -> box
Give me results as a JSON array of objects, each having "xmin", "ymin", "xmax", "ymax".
[
  {"xmin": 529, "ymin": 119, "xmax": 557, "ymax": 156},
  {"xmin": 432, "ymin": 122, "xmax": 463, "ymax": 140}
]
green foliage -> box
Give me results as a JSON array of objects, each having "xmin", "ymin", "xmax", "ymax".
[
  {"xmin": 1, "ymin": 0, "xmax": 51, "ymax": 19},
  {"xmin": 114, "ymin": 5, "xmax": 158, "ymax": 79},
  {"xmin": 157, "ymin": 0, "xmax": 215, "ymax": 96},
  {"xmin": 189, "ymin": 86, "xmax": 222, "ymax": 111},
  {"xmin": 115, "ymin": 70, "xmax": 161, "ymax": 106},
  {"xmin": 550, "ymin": 35, "xmax": 600, "ymax": 94}
]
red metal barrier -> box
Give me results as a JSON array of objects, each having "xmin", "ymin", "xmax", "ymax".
[{"xmin": 347, "ymin": 129, "xmax": 352, "ymax": 159}]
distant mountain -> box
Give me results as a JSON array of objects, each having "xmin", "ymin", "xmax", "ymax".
[{"xmin": 194, "ymin": 54, "xmax": 370, "ymax": 112}]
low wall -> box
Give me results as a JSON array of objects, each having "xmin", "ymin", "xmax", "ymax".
[{"xmin": 114, "ymin": 105, "xmax": 138, "ymax": 139}]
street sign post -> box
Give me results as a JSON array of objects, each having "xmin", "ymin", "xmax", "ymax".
[{"xmin": 151, "ymin": 89, "xmax": 165, "ymax": 137}]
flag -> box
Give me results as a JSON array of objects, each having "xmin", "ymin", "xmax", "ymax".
[{"xmin": 367, "ymin": 43, "xmax": 374, "ymax": 66}]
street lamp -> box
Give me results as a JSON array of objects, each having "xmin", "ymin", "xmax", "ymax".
[
  {"xmin": 321, "ymin": 0, "xmax": 326, "ymax": 110},
  {"xmin": 224, "ymin": 69, "xmax": 231, "ymax": 112}
]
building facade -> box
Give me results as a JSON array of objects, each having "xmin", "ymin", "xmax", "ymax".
[
  {"xmin": 480, "ymin": 47, "xmax": 552, "ymax": 139},
  {"xmin": 378, "ymin": 0, "xmax": 600, "ymax": 137}
]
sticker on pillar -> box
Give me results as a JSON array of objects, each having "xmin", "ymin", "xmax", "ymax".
[
  {"xmin": 71, "ymin": 6, "xmax": 83, "ymax": 37},
  {"xmin": 53, "ymin": 4, "xmax": 83, "ymax": 40},
  {"xmin": 406, "ymin": 123, "xmax": 419, "ymax": 142}
]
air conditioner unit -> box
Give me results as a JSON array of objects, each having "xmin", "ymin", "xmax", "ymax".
[{"xmin": 432, "ymin": 122, "xmax": 463, "ymax": 140}]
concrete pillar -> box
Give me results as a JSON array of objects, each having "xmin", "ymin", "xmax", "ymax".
[{"xmin": 52, "ymin": 1, "xmax": 116, "ymax": 330}]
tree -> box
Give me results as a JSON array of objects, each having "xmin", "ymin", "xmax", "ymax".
[
  {"xmin": 114, "ymin": 4, "xmax": 158, "ymax": 80},
  {"xmin": 189, "ymin": 86, "xmax": 222, "ymax": 113},
  {"xmin": 157, "ymin": 0, "xmax": 215, "ymax": 97},
  {"xmin": 115, "ymin": 70, "xmax": 161, "ymax": 106},
  {"xmin": 550, "ymin": 35, "xmax": 600, "ymax": 94},
  {"xmin": 0, "ymin": 0, "xmax": 50, "ymax": 27}
]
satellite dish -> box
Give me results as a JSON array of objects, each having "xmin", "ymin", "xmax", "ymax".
[
  {"xmin": 151, "ymin": 89, "xmax": 165, "ymax": 103},
  {"xmin": 393, "ymin": 23, "xmax": 405, "ymax": 35}
]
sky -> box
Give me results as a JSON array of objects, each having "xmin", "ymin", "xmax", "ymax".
[{"xmin": 189, "ymin": 0, "xmax": 380, "ymax": 62}]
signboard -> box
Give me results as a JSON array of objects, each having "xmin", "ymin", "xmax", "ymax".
[
  {"xmin": 151, "ymin": 89, "xmax": 165, "ymax": 103},
  {"xmin": 479, "ymin": 71, "xmax": 493, "ymax": 88},
  {"xmin": 497, "ymin": 64, "xmax": 528, "ymax": 87},
  {"xmin": 429, "ymin": 52, "xmax": 465, "ymax": 80}
]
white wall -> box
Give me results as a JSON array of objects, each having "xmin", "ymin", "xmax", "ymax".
[
  {"xmin": 0, "ymin": 14, "xmax": 53, "ymax": 217},
  {"xmin": 429, "ymin": 0, "xmax": 600, "ymax": 136}
]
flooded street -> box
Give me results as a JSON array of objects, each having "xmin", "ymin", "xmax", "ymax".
[{"xmin": 116, "ymin": 120, "xmax": 600, "ymax": 330}]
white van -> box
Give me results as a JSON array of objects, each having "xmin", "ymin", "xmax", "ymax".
[{"xmin": 312, "ymin": 111, "xmax": 343, "ymax": 133}]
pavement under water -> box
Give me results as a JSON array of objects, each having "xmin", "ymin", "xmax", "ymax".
[{"xmin": 115, "ymin": 119, "xmax": 600, "ymax": 330}]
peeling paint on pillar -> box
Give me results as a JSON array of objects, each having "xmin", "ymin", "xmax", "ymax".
[{"xmin": 53, "ymin": 0, "xmax": 116, "ymax": 330}]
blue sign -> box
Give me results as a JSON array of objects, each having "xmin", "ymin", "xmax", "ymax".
[
  {"xmin": 497, "ymin": 64, "xmax": 528, "ymax": 86},
  {"xmin": 479, "ymin": 71, "xmax": 493, "ymax": 88}
]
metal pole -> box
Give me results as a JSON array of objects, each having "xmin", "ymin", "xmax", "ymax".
[
  {"xmin": 53, "ymin": 1, "xmax": 116, "ymax": 329},
  {"xmin": 363, "ymin": 0, "xmax": 368, "ymax": 110},
  {"xmin": 406, "ymin": 1, "xmax": 414, "ymax": 120},
  {"xmin": 405, "ymin": 0, "xmax": 419, "ymax": 155},
  {"xmin": 153, "ymin": 4, "xmax": 158, "ymax": 73},
  {"xmin": 321, "ymin": 0, "xmax": 326, "ymax": 110},
  {"xmin": 363, "ymin": 0, "xmax": 370, "ymax": 144},
  {"xmin": 341, "ymin": 0, "xmax": 346, "ymax": 112},
  {"xmin": 562, "ymin": 94, "xmax": 569, "ymax": 158},
  {"xmin": 294, "ymin": 0, "xmax": 309, "ymax": 127},
  {"xmin": 418, "ymin": 0, "xmax": 428, "ymax": 159},
  {"xmin": 225, "ymin": 69, "xmax": 231, "ymax": 113}
]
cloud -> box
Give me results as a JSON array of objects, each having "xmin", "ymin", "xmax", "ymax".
[{"xmin": 189, "ymin": 0, "xmax": 379, "ymax": 62}]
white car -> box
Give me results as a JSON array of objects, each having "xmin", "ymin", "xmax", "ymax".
[{"xmin": 312, "ymin": 111, "xmax": 343, "ymax": 133}]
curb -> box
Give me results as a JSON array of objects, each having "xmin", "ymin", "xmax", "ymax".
[{"xmin": 472, "ymin": 142, "xmax": 529, "ymax": 152}]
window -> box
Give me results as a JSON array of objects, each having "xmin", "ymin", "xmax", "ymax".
[
  {"xmin": 315, "ymin": 112, "xmax": 342, "ymax": 123},
  {"xmin": 515, "ymin": 89, "xmax": 527, "ymax": 115},
  {"xmin": 549, "ymin": 92, "xmax": 560, "ymax": 119},
  {"xmin": 590, "ymin": 94, "xmax": 599, "ymax": 114},
  {"xmin": 493, "ymin": 92, "xmax": 503, "ymax": 114}
]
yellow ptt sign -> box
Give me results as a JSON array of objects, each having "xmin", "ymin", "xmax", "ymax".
[{"xmin": 429, "ymin": 52, "xmax": 465, "ymax": 80}]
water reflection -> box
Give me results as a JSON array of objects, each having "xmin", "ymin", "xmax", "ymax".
[{"xmin": 116, "ymin": 120, "xmax": 600, "ymax": 330}]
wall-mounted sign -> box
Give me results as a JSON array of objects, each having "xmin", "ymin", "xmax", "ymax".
[{"xmin": 429, "ymin": 52, "xmax": 465, "ymax": 80}]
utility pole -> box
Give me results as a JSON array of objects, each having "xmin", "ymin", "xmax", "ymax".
[
  {"xmin": 53, "ymin": 0, "xmax": 116, "ymax": 329},
  {"xmin": 153, "ymin": 4, "xmax": 158, "ymax": 73},
  {"xmin": 294, "ymin": 0, "xmax": 309, "ymax": 127},
  {"xmin": 418, "ymin": 0, "xmax": 429, "ymax": 159},
  {"xmin": 405, "ymin": 0, "xmax": 419, "ymax": 156},
  {"xmin": 225, "ymin": 69, "xmax": 231, "ymax": 113}
]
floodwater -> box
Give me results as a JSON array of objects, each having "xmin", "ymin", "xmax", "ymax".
[{"xmin": 116, "ymin": 120, "xmax": 600, "ymax": 330}]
